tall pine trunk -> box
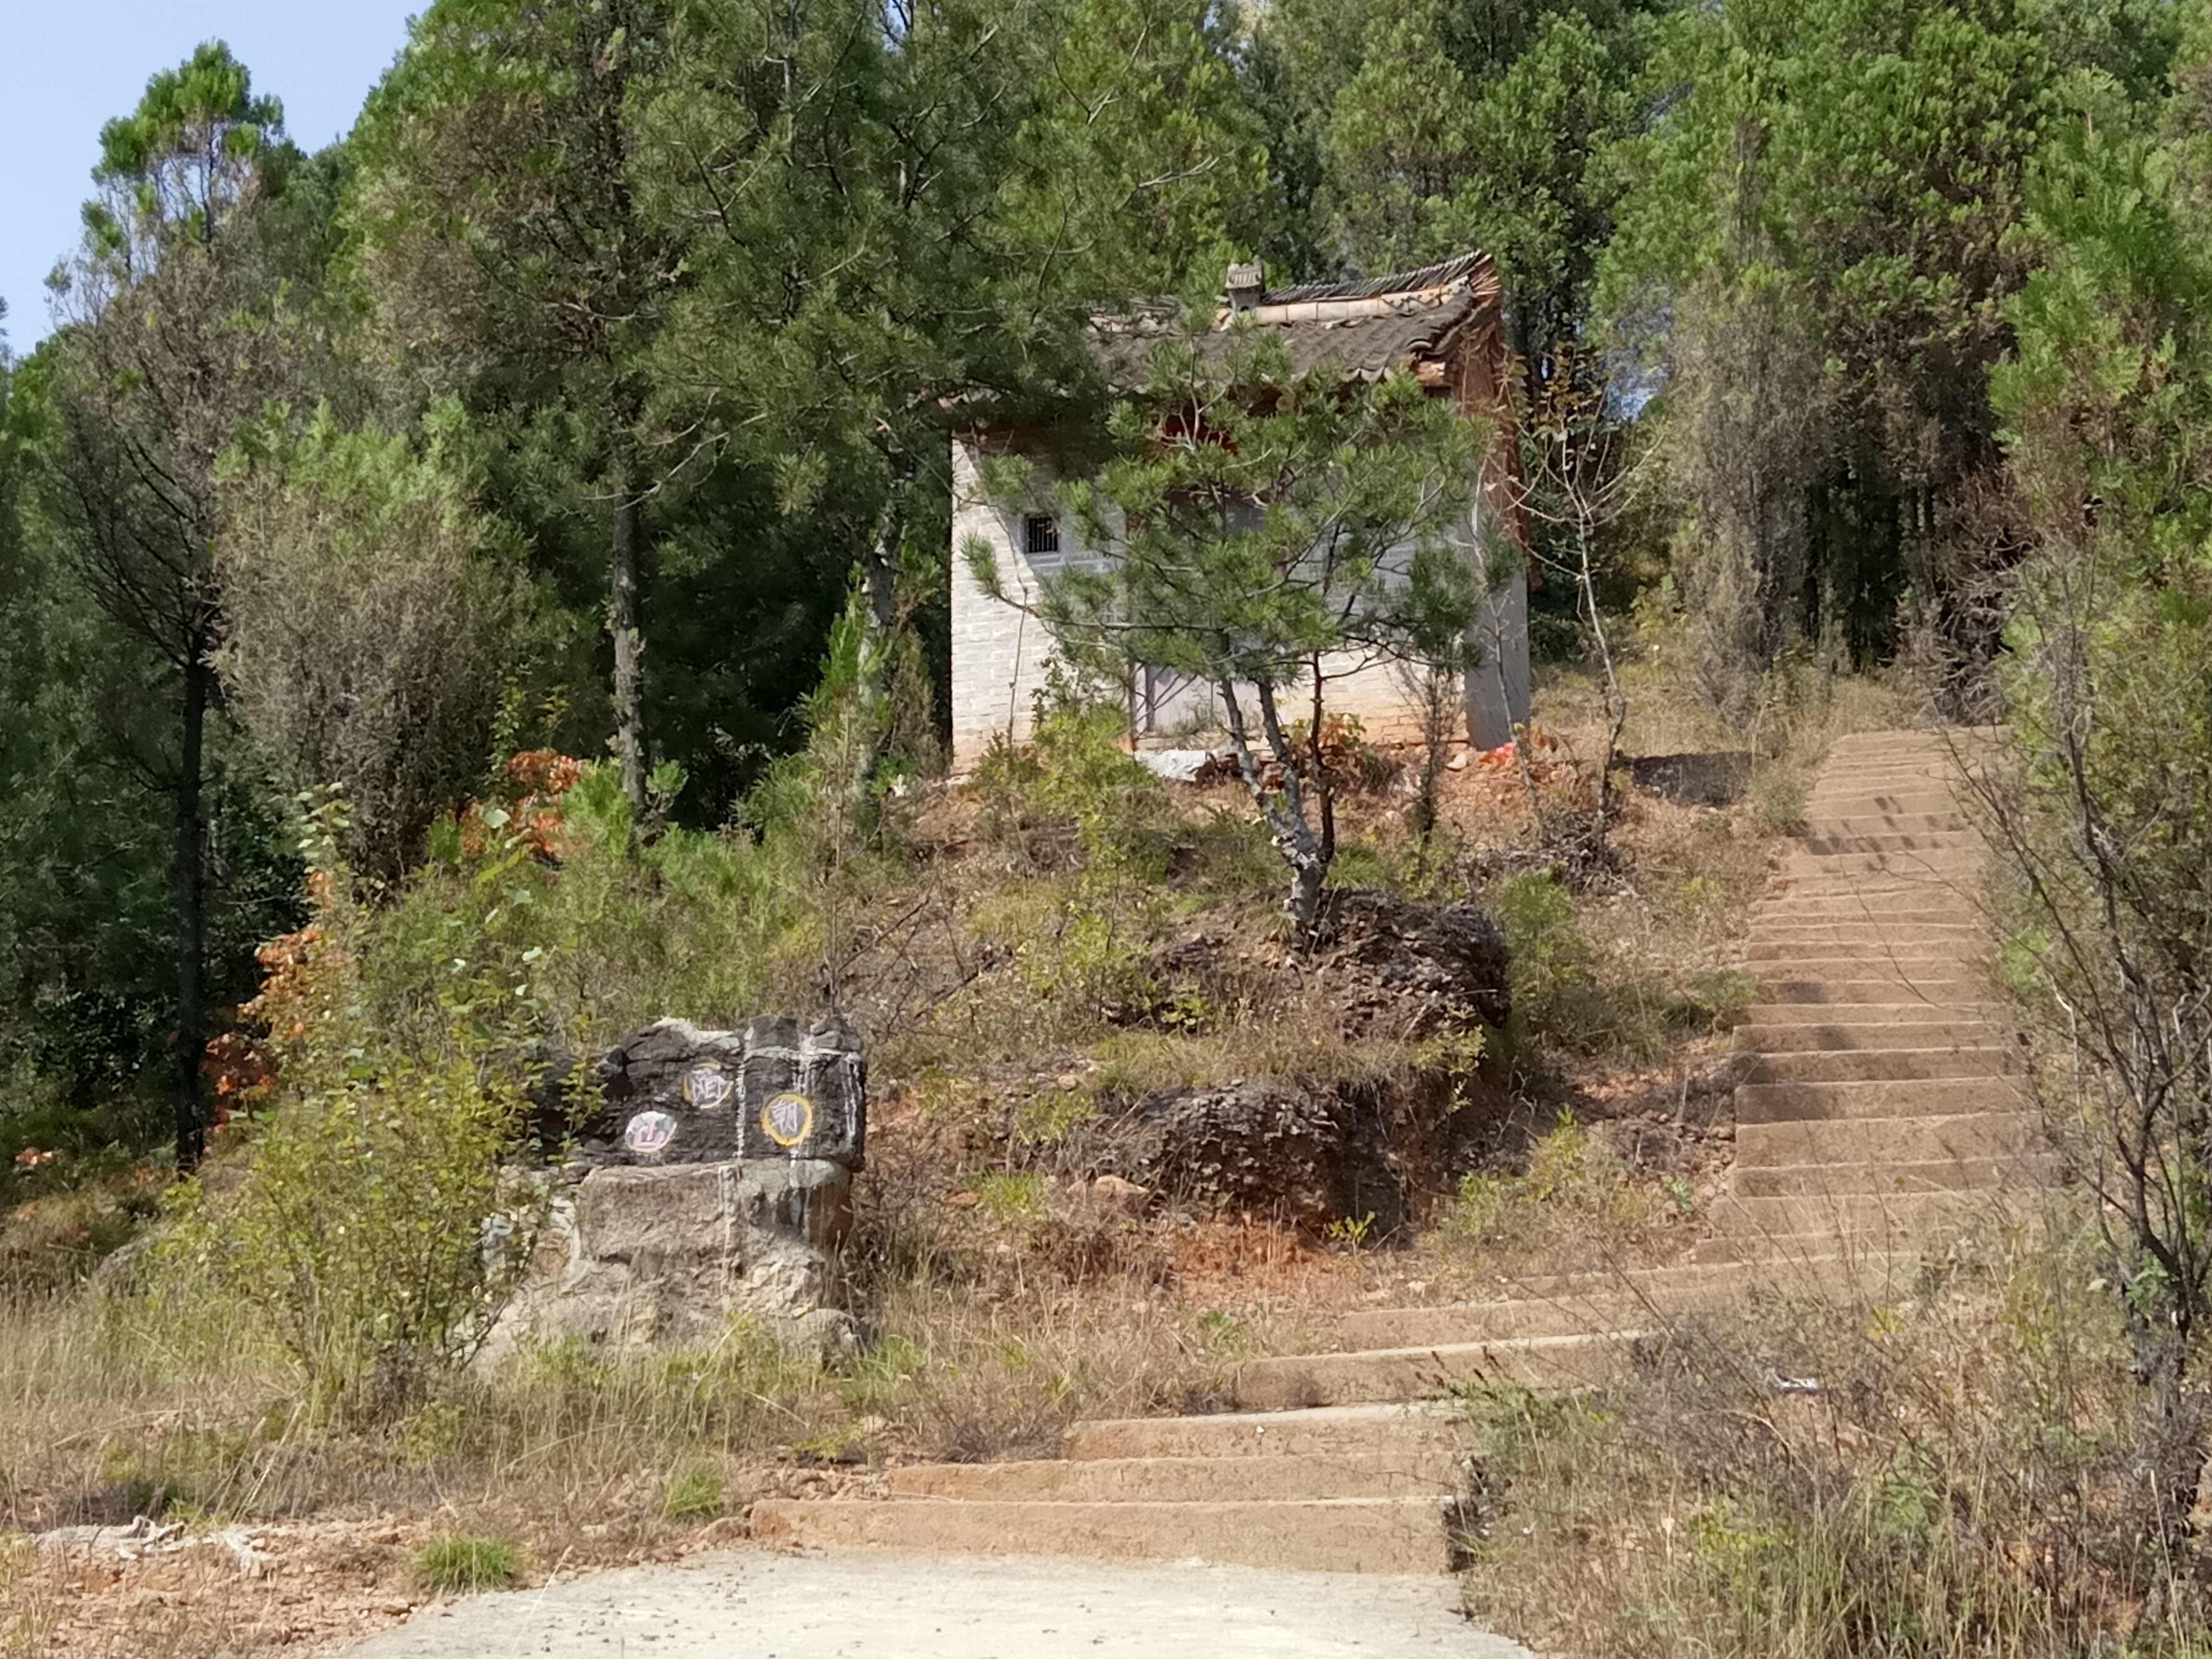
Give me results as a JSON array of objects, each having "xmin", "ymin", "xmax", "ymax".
[
  {"xmin": 611, "ymin": 488, "xmax": 647, "ymax": 816},
  {"xmin": 172, "ymin": 654, "xmax": 210, "ymax": 1172}
]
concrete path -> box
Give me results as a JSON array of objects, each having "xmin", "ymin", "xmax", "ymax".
[{"xmin": 343, "ymin": 1549, "xmax": 1531, "ymax": 1658}]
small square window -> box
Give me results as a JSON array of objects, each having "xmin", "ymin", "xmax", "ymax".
[{"xmin": 1023, "ymin": 513, "xmax": 1060, "ymax": 559}]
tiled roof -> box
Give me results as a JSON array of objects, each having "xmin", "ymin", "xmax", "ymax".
[
  {"xmin": 1254, "ymin": 252, "xmax": 1489, "ymax": 307},
  {"xmin": 1088, "ymin": 252, "xmax": 1499, "ymax": 389}
]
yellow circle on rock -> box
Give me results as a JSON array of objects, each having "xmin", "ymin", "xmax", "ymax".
[{"xmin": 760, "ymin": 1091, "xmax": 814, "ymax": 1148}]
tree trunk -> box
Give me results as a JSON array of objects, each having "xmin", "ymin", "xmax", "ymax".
[
  {"xmin": 611, "ymin": 489, "xmax": 648, "ymax": 816},
  {"xmin": 172, "ymin": 654, "xmax": 210, "ymax": 1173},
  {"xmin": 860, "ymin": 497, "xmax": 901, "ymax": 639},
  {"xmin": 1287, "ymin": 853, "xmax": 1328, "ymax": 937}
]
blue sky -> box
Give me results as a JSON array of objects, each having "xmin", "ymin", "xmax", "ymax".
[{"xmin": 2, "ymin": 1, "xmax": 421, "ymax": 349}]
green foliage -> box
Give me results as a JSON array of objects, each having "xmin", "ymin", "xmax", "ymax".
[
  {"xmin": 216, "ymin": 407, "xmax": 534, "ymax": 878},
  {"xmin": 1983, "ymin": 40, "xmax": 2212, "ymax": 1427},
  {"xmin": 838, "ymin": 1334, "xmax": 927, "ymax": 1413},
  {"xmin": 1005, "ymin": 0, "xmax": 1269, "ymax": 301},
  {"xmin": 989, "ymin": 332, "xmax": 1487, "ymax": 929},
  {"xmin": 969, "ymin": 686, "xmax": 1176, "ymax": 1018},
  {"xmin": 158, "ymin": 861, "xmax": 541, "ymax": 1412},
  {"xmin": 1600, "ymin": 0, "xmax": 2111, "ymax": 684},
  {"xmin": 659, "ymin": 1467, "xmax": 725, "ymax": 1521},
  {"xmin": 411, "ymin": 1532, "xmax": 522, "ymax": 1596},
  {"xmin": 971, "ymin": 1171, "xmax": 1050, "ymax": 1224},
  {"xmin": 1441, "ymin": 1110, "xmax": 1665, "ymax": 1275},
  {"xmin": 382, "ymin": 765, "xmax": 811, "ymax": 1058},
  {"xmin": 1320, "ymin": 0, "xmax": 1482, "ymax": 273},
  {"xmin": 1494, "ymin": 871, "xmax": 1604, "ymax": 1047},
  {"xmin": 1493, "ymin": 870, "xmax": 1750, "ymax": 1060}
]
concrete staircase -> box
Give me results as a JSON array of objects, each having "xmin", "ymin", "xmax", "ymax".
[
  {"xmin": 1693, "ymin": 728, "xmax": 2044, "ymax": 1261},
  {"xmin": 752, "ymin": 1404, "xmax": 1469, "ymax": 1574},
  {"xmin": 752, "ymin": 730, "xmax": 2048, "ymax": 1577}
]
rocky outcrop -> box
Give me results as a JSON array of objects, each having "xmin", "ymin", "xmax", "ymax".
[
  {"xmin": 1308, "ymin": 889, "xmax": 1511, "ymax": 1039},
  {"xmin": 1098, "ymin": 1073, "xmax": 1453, "ymax": 1237}
]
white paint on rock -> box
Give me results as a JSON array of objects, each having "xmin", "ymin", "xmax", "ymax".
[{"xmin": 342, "ymin": 1548, "xmax": 1533, "ymax": 1658}]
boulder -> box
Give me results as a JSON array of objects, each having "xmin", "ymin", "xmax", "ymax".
[
  {"xmin": 1100, "ymin": 1075, "xmax": 1432, "ymax": 1237},
  {"xmin": 1309, "ymin": 889, "xmax": 1511, "ymax": 1039},
  {"xmin": 485, "ymin": 1015, "xmax": 868, "ymax": 1368},
  {"xmin": 482, "ymin": 1159, "xmax": 857, "ymax": 1368}
]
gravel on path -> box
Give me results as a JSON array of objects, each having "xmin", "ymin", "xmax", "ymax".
[{"xmin": 340, "ymin": 1548, "xmax": 1534, "ymax": 1658}]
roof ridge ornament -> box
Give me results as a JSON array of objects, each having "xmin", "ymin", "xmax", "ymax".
[{"xmin": 1225, "ymin": 260, "xmax": 1266, "ymax": 314}]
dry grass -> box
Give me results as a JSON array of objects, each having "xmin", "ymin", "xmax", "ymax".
[
  {"xmin": 1456, "ymin": 1210, "xmax": 2207, "ymax": 1658},
  {"xmin": 0, "ymin": 660, "xmax": 1958, "ymax": 1653}
]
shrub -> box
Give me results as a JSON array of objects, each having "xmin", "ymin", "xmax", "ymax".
[
  {"xmin": 369, "ymin": 754, "xmax": 818, "ymax": 1063},
  {"xmin": 157, "ymin": 862, "xmax": 542, "ymax": 1414},
  {"xmin": 1440, "ymin": 1112, "xmax": 1663, "ymax": 1272},
  {"xmin": 411, "ymin": 1532, "xmax": 521, "ymax": 1596},
  {"xmin": 966, "ymin": 690, "xmax": 1173, "ymax": 1021}
]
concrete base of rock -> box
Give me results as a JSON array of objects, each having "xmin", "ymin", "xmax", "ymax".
[{"xmin": 481, "ymin": 1159, "xmax": 856, "ymax": 1370}]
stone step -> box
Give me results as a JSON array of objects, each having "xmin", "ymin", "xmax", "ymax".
[
  {"xmin": 1814, "ymin": 774, "xmax": 1955, "ymax": 787},
  {"xmin": 1767, "ymin": 872, "xmax": 1984, "ymax": 896},
  {"xmin": 748, "ymin": 1495, "xmax": 1456, "ymax": 1576},
  {"xmin": 1801, "ymin": 815, "xmax": 1971, "ymax": 837},
  {"xmin": 1814, "ymin": 768, "xmax": 1954, "ymax": 782},
  {"xmin": 1757, "ymin": 978, "xmax": 1991, "ymax": 1005},
  {"xmin": 1799, "ymin": 833, "xmax": 1983, "ymax": 856},
  {"xmin": 1707, "ymin": 1190, "xmax": 2012, "ymax": 1240},
  {"xmin": 1733, "ymin": 1019, "xmax": 2011, "ymax": 1052},
  {"xmin": 1801, "ymin": 794, "xmax": 1966, "ymax": 817},
  {"xmin": 1064, "ymin": 1404, "xmax": 1460, "ymax": 1463},
  {"xmin": 1736, "ymin": 1076, "xmax": 2028, "ymax": 1122},
  {"xmin": 1730, "ymin": 1155, "xmax": 2056, "ymax": 1198},
  {"xmin": 1808, "ymin": 780, "xmax": 1956, "ymax": 795},
  {"xmin": 1735, "ymin": 1111, "xmax": 2045, "ymax": 1169},
  {"xmin": 1742, "ymin": 1001, "xmax": 2007, "ymax": 1027},
  {"xmin": 1778, "ymin": 856, "xmax": 1986, "ymax": 882},
  {"xmin": 1767, "ymin": 873, "xmax": 1984, "ymax": 895},
  {"xmin": 1747, "ymin": 936, "xmax": 1985, "ymax": 961},
  {"xmin": 1332, "ymin": 1288, "xmax": 1713, "ymax": 1350},
  {"xmin": 1751, "ymin": 902, "xmax": 1983, "ymax": 926},
  {"xmin": 1742, "ymin": 1047, "xmax": 2019, "ymax": 1084},
  {"xmin": 1338, "ymin": 1254, "xmax": 1932, "ymax": 1352},
  {"xmin": 885, "ymin": 1453, "xmax": 1458, "ymax": 1503},
  {"xmin": 1745, "ymin": 922, "xmax": 1985, "ymax": 947},
  {"xmin": 1805, "ymin": 773, "xmax": 1961, "ymax": 792},
  {"xmin": 1232, "ymin": 1331, "xmax": 1649, "ymax": 1410},
  {"xmin": 1752, "ymin": 960, "xmax": 1983, "ymax": 986},
  {"xmin": 1688, "ymin": 1227, "xmax": 1957, "ymax": 1265}
]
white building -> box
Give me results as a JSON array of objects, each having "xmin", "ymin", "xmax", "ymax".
[{"xmin": 948, "ymin": 253, "xmax": 1531, "ymax": 770}]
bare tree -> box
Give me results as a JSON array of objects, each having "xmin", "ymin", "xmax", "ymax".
[{"xmin": 1511, "ymin": 344, "xmax": 1658, "ymax": 865}]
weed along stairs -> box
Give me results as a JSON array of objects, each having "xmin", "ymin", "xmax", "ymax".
[{"xmin": 750, "ymin": 730, "xmax": 2049, "ymax": 1578}]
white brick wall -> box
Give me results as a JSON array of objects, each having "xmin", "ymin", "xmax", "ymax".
[
  {"xmin": 949, "ymin": 439, "xmax": 1093, "ymax": 767},
  {"xmin": 948, "ymin": 435, "xmax": 1531, "ymax": 769}
]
